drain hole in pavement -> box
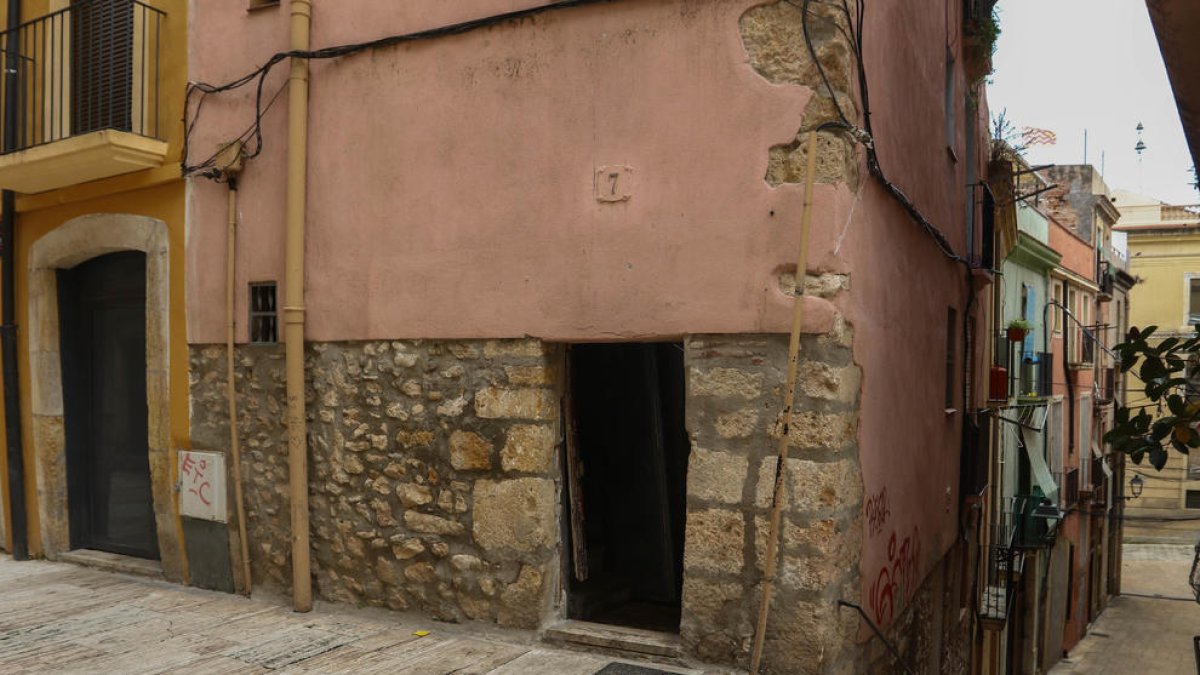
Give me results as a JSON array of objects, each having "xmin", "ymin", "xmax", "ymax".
[
  {"xmin": 595, "ymin": 664, "xmax": 677, "ymax": 675},
  {"xmin": 1091, "ymin": 632, "xmax": 1111, "ymax": 638}
]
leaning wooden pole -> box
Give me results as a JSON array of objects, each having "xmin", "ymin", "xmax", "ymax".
[
  {"xmin": 225, "ymin": 173, "xmax": 253, "ymax": 596},
  {"xmin": 749, "ymin": 129, "xmax": 819, "ymax": 674}
]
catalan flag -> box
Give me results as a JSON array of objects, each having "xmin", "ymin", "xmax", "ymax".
[{"xmin": 1021, "ymin": 127, "xmax": 1058, "ymax": 147}]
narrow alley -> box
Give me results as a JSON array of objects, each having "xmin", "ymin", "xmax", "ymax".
[{"xmin": 1050, "ymin": 544, "xmax": 1200, "ymax": 675}]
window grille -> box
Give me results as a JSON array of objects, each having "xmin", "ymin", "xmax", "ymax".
[{"xmin": 249, "ymin": 282, "xmax": 277, "ymax": 344}]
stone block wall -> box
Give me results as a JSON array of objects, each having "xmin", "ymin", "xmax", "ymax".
[
  {"xmin": 190, "ymin": 339, "xmax": 563, "ymax": 628},
  {"xmin": 191, "ymin": 345, "xmax": 290, "ymax": 590},
  {"xmin": 680, "ymin": 331, "xmax": 865, "ymax": 674},
  {"xmin": 191, "ymin": 330, "xmax": 882, "ymax": 673}
]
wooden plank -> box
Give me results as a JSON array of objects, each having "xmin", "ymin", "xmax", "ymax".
[{"xmin": 563, "ymin": 354, "xmax": 589, "ymax": 582}]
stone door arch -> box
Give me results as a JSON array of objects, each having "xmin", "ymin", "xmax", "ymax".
[{"xmin": 27, "ymin": 213, "xmax": 180, "ymax": 579}]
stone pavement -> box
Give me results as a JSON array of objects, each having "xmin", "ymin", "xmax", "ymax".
[
  {"xmin": 0, "ymin": 554, "xmax": 729, "ymax": 675},
  {"xmin": 1049, "ymin": 544, "xmax": 1200, "ymax": 675}
]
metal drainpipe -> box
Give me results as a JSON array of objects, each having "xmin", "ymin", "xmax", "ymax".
[
  {"xmin": 2, "ymin": 0, "xmax": 27, "ymax": 561},
  {"xmin": 285, "ymin": 0, "xmax": 312, "ymax": 613}
]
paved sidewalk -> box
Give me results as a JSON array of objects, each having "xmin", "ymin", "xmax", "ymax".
[
  {"xmin": 1050, "ymin": 544, "xmax": 1200, "ymax": 675},
  {"xmin": 0, "ymin": 554, "xmax": 720, "ymax": 675}
]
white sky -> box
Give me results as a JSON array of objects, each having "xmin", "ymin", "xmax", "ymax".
[{"xmin": 988, "ymin": 0, "xmax": 1198, "ymax": 206}]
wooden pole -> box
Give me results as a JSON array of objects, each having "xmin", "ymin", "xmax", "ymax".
[
  {"xmin": 225, "ymin": 175, "xmax": 252, "ymax": 596},
  {"xmin": 749, "ymin": 129, "xmax": 819, "ymax": 674}
]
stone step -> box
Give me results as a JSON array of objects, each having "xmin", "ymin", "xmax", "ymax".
[
  {"xmin": 543, "ymin": 620, "xmax": 683, "ymax": 660},
  {"xmin": 58, "ymin": 549, "xmax": 163, "ymax": 579}
]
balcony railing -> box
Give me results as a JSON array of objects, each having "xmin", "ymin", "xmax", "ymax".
[
  {"xmin": 1106, "ymin": 246, "xmax": 1128, "ymax": 272},
  {"xmin": 1161, "ymin": 204, "xmax": 1200, "ymax": 223},
  {"xmin": 0, "ymin": 0, "xmax": 164, "ymax": 153},
  {"xmin": 993, "ymin": 335, "xmax": 1052, "ymax": 400},
  {"xmin": 1003, "ymin": 492, "xmax": 1061, "ymax": 549}
]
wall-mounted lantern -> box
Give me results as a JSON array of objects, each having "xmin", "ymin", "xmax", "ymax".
[{"xmin": 1130, "ymin": 474, "xmax": 1145, "ymax": 499}]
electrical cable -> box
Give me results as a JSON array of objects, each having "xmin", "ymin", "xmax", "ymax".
[{"xmin": 183, "ymin": 0, "xmax": 621, "ymax": 176}]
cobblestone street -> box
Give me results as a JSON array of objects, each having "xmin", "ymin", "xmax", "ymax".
[
  {"xmin": 0, "ymin": 555, "xmax": 718, "ymax": 675},
  {"xmin": 1050, "ymin": 544, "xmax": 1200, "ymax": 675}
]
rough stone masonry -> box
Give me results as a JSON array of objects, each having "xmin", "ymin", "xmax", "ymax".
[
  {"xmin": 189, "ymin": 318, "xmax": 867, "ymax": 673},
  {"xmin": 191, "ymin": 339, "xmax": 565, "ymax": 628}
]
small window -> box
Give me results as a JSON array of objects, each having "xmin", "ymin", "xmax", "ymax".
[
  {"xmin": 248, "ymin": 0, "xmax": 279, "ymax": 9},
  {"xmin": 1189, "ymin": 277, "xmax": 1200, "ymax": 325},
  {"xmin": 1186, "ymin": 490, "xmax": 1200, "ymax": 510},
  {"xmin": 1066, "ymin": 544, "xmax": 1075, "ymax": 619},
  {"xmin": 1052, "ymin": 281, "xmax": 1064, "ymax": 333},
  {"xmin": 249, "ymin": 282, "xmax": 278, "ymax": 344},
  {"xmin": 944, "ymin": 49, "xmax": 956, "ymax": 152},
  {"xmin": 946, "ymin": 307, "xmax": 957, "ymax": 409}
]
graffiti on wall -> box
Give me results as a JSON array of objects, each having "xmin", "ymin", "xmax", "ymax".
[
  {"xmin": 865, "ymin": 487, "xmax": 890, "ymax": 538},
  {"xmin": 867, "ymin": 526, "xmax": 922, "ymax": 626}
]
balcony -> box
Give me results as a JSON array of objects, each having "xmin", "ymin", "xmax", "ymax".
[
  {"xmin": 1010, "ymin": 492, "xmax": 1062, "ymax": 549},
  {"xmin": 991, "ymin": 335, "xmax": 1052, "ymax": 401},
  {"xmin": 0, "ymin": 0, "xmax": 166, "ymax": 194}
]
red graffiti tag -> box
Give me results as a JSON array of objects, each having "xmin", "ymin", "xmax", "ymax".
[
  {"xmin": 867, "ymin": 526, "xmax": 921, "ymax": 627},
  {"xmin": 181, "ymin": 453, "xmax": 213, "ymax": 506},
  {"xmin": 865, "ymin": 487, "xmax": 890, "ymax": 538}
]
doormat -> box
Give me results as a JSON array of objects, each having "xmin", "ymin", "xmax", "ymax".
[{"xmin": 594, "ymin": 664, "xmax": 678, "ymax": 675}]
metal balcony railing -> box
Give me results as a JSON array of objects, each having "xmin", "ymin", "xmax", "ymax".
[
  {"xmin": 994, "ymin": 334, "xmax": 1052, "ymax": 400},
  {"xmin": 0, "ymin": 0, "xmax": 164, "ymax": 153},
  {"xmin": 981, "ymin": 514, "xmax": 1025, "ymax": 626},
  {"xmin": 1005, "ymin": 491, "xmax": 1061, "ymax": 549}
]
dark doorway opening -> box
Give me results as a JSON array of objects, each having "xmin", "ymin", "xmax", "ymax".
[
  {"xmin": 58, "ymin": 251, "xmax": 158, "ymax": 559},
  {"xmin": 564, "ymin": 342, "xmax": 689, "ymax": 632}
]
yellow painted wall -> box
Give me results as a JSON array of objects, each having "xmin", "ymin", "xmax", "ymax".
[
  {"xmin": 1122, "ymin": 229, "xmax": 1200, "ymax": 511},
  {"xmin": 0, "ymin": 0, "xmax": 188, "ymax": 555}
]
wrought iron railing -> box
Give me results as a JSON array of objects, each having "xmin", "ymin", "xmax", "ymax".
[
  {"xmin": 1009, "ymin": 491, "xmax": 1060, "ymax": 549},
  {"xmin": 0, "ymin": 0, "xmax": 164, "ymax": 153},
  {"xmin": 993, "ymin": 334, "xmax": 1052, "ymax": 400},
  {"xmin": 981, "ymin": 515, "xmax": 1023, "ymax": 625}
]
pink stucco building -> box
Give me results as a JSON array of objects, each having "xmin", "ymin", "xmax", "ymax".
[{"xmin": 181, "ymin": 1, "xmax": 998, "ymax": 672}]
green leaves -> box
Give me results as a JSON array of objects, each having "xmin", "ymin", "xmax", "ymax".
[
  {"xmin": 1108, "ymin": 325, "xmax": 1200, "ymax": 473},
  {"xmin": 1149, "ymin": 446, "xmax": 1169, "ymax": 471}
]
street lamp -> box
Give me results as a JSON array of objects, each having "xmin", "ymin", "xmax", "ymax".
[{"xmin": 1130, "ymin": 474, "xmax": 1144, "ymax": 499}]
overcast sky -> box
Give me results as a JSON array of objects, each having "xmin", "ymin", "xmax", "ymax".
[{"xmin": 988, "ymin": 0, "xmax": 1198, "ymax": 205}]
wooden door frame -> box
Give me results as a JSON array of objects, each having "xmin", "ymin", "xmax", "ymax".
[{"xmin": 27, "ymin": 213, "xmax": 180, "ymax": 580}]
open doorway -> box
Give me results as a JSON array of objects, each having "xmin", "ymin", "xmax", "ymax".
[{"xmin": 564, "ymin": 342, "xmax": 690, "ymax": 633}]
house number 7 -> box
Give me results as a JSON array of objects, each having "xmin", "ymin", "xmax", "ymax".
[{"xmin": 595, "ymin": 165, "xmax": 633, "ymax": 203}]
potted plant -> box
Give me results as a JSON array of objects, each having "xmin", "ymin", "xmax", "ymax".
[{"xmin": 1006, "ymin": 318, "xmax": 1031, "ymax": 342}]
